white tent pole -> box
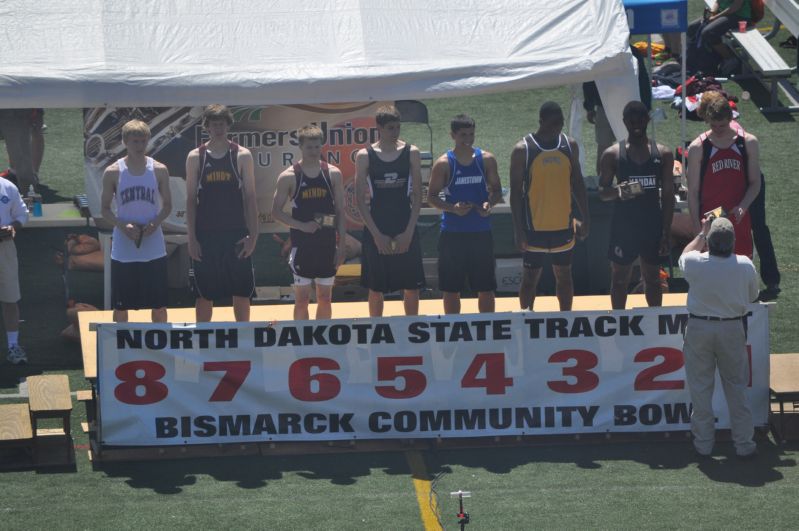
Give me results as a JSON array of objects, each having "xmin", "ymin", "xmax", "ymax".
[
  {"xmin": 680, "ymin": 31, "xmax": 687, "ymax": 187},
  {"xmin": 647, "ymin": 34, "xmax": 655, "ymax": 145}
]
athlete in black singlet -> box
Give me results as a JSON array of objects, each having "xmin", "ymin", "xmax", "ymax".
[
  {"xmin": 186, "ymin": 105, "xmax": 259, "ymax": 322},
  {"xmin": 355, "ymin": 105, "xmax": 425, "ymax": 317},
  {"xmin": 599, "ymin": 101, "xmax": 674, "ymax": 310}
]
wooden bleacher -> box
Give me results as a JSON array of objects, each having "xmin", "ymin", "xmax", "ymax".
[
  {"xmin": 0, "ymin": 404, "xmax": 34, "ymax": 467},
  {"xmin": 770, "ymin": 353, "xmax": 799, "ymax": 441},
  {"xmin": 0, "ymin": 375, "xmax": 75, "ymax": 469},
  {"xmin": 704, "ymin": 0, "xmax": 798, "ymax": 113},
  {"xmin": 27, "ymin": 375, "xmax": 73, "ymax": 464}
]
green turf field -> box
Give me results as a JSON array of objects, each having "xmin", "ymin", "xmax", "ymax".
[{"xmin": 2, "ymin": 1, "xmax": 799, "ymax": 528}]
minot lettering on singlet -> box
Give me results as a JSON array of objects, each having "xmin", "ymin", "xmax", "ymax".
[
  {"xmin": 119, "ymin": 185, "xmax": 156, "ymax": 206},
  {"xmin": 628, "ymin": 175, "xmax": 658, "ymax": 189},
  {"xmin": 300, "ymin": 188, "xmax": 328, "ymax": 200},
  {"xmin": 204, "ymin": 170, "xmax": 233, "ymax": 183},
  {"xmin": 711, "ymin": 158, "xmax": 742, "ymax": 173}
]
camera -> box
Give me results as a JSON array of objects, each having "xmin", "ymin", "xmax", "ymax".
[{"xmin": 703, "ymin": 206, "xmax": 726, "ymax": 221}]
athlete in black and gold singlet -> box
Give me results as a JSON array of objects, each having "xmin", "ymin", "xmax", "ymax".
[
  {"xmin": 510, "ymin": 102, "xmax": 589, "ymax": 312},
  {"xmin": 186, "ymin": 105, "xmax": 259, "ymax": 323}
]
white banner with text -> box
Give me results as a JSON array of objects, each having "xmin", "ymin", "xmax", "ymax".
[{"xmin": 96, "ymin": 305, "xmax": 769, "ymax": 446}]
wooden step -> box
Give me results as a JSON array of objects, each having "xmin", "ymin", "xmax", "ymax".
[
  {"xmin": 28, "ymin": 375, "xmax": 72, "ymax": 416},
  {"xmin": 0, "ymin": 404, "xmax": 33, "ymax": 443},
  {"xmin": 76, "ymin": 390, "xmax": 93, "ymax": 403}
]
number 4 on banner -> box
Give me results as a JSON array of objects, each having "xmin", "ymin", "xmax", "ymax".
[{"xmin": 461, "ymin": 353, "xmax": 513, "ymax": 395}]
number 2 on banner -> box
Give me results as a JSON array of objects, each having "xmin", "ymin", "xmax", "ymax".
[
  {"xmin": 203, "ymin": 361, "xmax": 252, "ymax": 401},
  {"xmin": 461, "ymin": 353, "xmax": 513, "ymax": 395},
  {"xmin": 634, "ymin": 347, "xmax": 684, "ymax": 390}
]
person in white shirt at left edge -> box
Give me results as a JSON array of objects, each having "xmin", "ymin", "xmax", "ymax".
[
  {"xmin": 679, "ymin": 215, "xmax": 759, "ymax": 460},
  {"xmin": 0, "ymin": 172, "xmax": 29, "ymax": 364}
]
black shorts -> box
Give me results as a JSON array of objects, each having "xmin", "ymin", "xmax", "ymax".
[
  {"xmin": 191, "ymin": 229, "xmax": 255, "ymax": 300},
  {"xmin": 523, "ymin": 248, "xmax": 573, "ymax": 269},
  {"xmin": 360, "ymin": 229, "xmax": 425, "ymax": 293},
  {"xmin": 438, "ymin": 231, "xmax": 496, "ymax": 293},
  {"xmin": 524, "ymin": 227, "xmax": 574, "ymax": 253},
  {"xmin": 608, "ymin": 215, "xmax": 662, "ymax": 266},
  {"xmin": 111, "ymin": 256, "xmax": 168, "ymax": 310},
  {"xmin": 289, "ymin": 230, "xmax": 337, "ymax": 281}
]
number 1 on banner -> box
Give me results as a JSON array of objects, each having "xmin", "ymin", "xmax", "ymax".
[
  {"xmin": 461, "ymin": 353, "xmax": 513, "ymax": 395},
  {"xmin": 203, "ymin": 361, "xmax": 252, "ymax": 401}
]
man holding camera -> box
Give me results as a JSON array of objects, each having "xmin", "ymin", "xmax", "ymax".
[
  {"xmin": 599, "ymin": 101, "xmax": 674, "ymax": 310},
  {"xmin": 679, "ymin": 215, "xmax": 758, "ymax": 460}
]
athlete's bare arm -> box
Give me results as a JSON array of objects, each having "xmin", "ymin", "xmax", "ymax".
[
  {"xmin": 329, "ymin": 166, "xmax": 347, "ymax": 267},
  {"xmin": 395, "ymin": 145, "xmax": 423, "ymax": 254},
  {"xmin": 509, "ymin": 140, "xmax": 528, "ymax": 252},
  {"xmin": 354, "ymin": 148, "xmax": 392, "ymax": 254},
  {"xmin": 686, "ymin": 138, "xmax": 704, "ymax": 234},
  {"xmin": 142, "ymin": 162, "xmax": 173, "ymax": 237},
  {"xmin": 271, "ymin": 167, "xmax": 316, "ymax": 233},
  {"xmin": 479, "ymin": 151, "xmax": 503, "ymax": 216},
  {"xmin": 100, "ymin": 163, "xmax": 137, "ymax": 241},
  {"xmin": 598, "ymin": 144, "xmax": 621, "ymax": 202},
  {"xmin": 185, "ymin": 148, "xmax": 202, "ymax": 260},
  {"xmin": 237, "ymin": 147, "xmax": 259, "ymax": 258},
  {"xmin": 734, "ymin": 133, "xmax": 762, "ymax": 223},
  {"xmin": 568, "ymin": 138, "xmax": 590, "ymax": 239},
  {"xmin": 426, "ymin": 155, "xmax": 471, "ymax": 216},
  {"xmin": 658, "ymin": 144, "xmax": 675, "ymax": 255}
]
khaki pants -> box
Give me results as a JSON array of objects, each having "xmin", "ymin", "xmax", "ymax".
[
  {"xmin": 683, "ymin": 317, "xmax": 756, "ymax": 456},
  {"xmin": 0, "ymin": 238, "xmax": 20, "ymax": 303}
]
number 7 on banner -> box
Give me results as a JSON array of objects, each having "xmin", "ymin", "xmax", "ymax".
[{"xmin": 203, "ymin": 361, "xmax": 252, "ymax": 402}]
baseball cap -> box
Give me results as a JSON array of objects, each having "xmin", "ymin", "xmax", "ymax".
[{"xmin": 707, "ymin": 217, "xmax": 735, "ymax": 254}]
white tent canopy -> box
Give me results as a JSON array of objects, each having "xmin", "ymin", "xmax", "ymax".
[{"xmin": 0, "ymin": 0, "xmax": 640, "ymax": 139}]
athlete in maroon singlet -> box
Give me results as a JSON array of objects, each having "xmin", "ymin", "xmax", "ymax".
[{"xmin": 272, "ymin": 125, "xmax": 346, "ymax": 320}]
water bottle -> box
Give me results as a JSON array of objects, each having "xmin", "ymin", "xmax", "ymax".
[{"xmin": 27, "ymin": 185, "xmax": 42, "ymax": 217}]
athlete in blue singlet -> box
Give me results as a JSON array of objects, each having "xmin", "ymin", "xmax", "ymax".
[{"xmin": 427, "ymin": 114, "xmax": 503, "ymax": 314}]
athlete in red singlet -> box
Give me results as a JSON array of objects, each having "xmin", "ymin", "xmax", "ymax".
[{"xmin": 687, "ymin": 92, "xmax": 760, "ymax": 258}]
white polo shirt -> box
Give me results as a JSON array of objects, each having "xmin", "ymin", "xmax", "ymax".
[
  {"xmin": 678, "ymin": 250, "xmax": 759, "ymax": 318},
  {"xmin": 0, "ymin": 177, "xmax": 28, "ymax": 228}
]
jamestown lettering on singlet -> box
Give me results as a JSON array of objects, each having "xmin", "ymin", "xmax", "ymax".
[
  {"xmin": 711, "ymin": 158, "xmax": 742, "ymax": 173},
  {"xmin": 452, "ymin": 176, "xmax": 484, "ymax": 186},
  {"xmin": 119, "ymin": 185, "xmax": 156, "ymax": 205}
]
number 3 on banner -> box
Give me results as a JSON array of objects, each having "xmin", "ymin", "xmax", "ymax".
[{"xmin": 547, "ymin": 349, "xmax": 599, "ymax": 393}]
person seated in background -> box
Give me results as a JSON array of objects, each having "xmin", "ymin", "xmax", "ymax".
[
  {"xmin": 426, "ymin": 114, "xmax": 502, "ymax": 314},
  {"xmin": 271, "ymin": 125, "xmax": 346, "ymax": 320},
  {"xmin": 101, "ymin": 120, "xmax": 172, "ymax": 323},
  {"xmin": 599, "ymin": 101, "xmax": 674, "ymax": 310},
  {"xmin": 686, "ymin": 0, "xmax": 752, "ymax": 75}
]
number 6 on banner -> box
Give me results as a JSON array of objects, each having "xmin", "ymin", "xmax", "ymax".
[{"xmin": 289, "ymin": 357, "xmax": 341, "ymax": 401}]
